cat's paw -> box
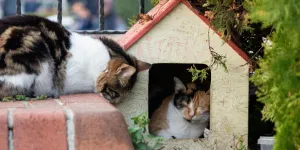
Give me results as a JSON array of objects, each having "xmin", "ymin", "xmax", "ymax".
[{"xmin": 204, "ymin": 128, "xmax": 210, "ymax": 138}]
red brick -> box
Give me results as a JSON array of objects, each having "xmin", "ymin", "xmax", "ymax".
[
  {"xmin": 13, "ymin": 108, "xmax": 68, "ymax": 150},
  {"xmin": 59, "ymin": 93, "xmax": 109, "ymax": 104},
  {"xmin": 26, "ymin": 99, "xmax": 61, "ymax": 108},
  {"xmin": 60, "ymin": 95, "xmax": 134, "ymax": 150},
  {"xmin": 0, "ymin": 101, "xmax": 25, "ymax": 109},
  {"xmin": 0, "ymin": 109, "xmax": 8, "ymax": 150}
]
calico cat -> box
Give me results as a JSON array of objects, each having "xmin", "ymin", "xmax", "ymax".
[
  {"xmin": 0, "ymin": 15, "xmax": 151, "ymax": 103},
  {"xmin": 149, "ymin": 77, "xmax": 210, "ymax": 139}
]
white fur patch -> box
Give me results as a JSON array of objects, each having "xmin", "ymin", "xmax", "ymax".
[
  {"xmin": 63, "ymin": 32, "xmax": 110, "ymax": 94},
  {"xmin": 0, "ymin": 73, "xmax": 36, "ymax": 88},
  {"xmin": 33, "ymin": 62, "xmax": 57, "ymax": 96},
  {"xmin": 188, "ymin": 101, "xmax": 195, "ymax": 117},
  {"xmin": 157, "ymin": 98, "xmax": 209, "ymax": 139}
]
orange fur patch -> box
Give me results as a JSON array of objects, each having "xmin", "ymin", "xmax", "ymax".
[
  {"xmin": 183, "ymin": 90, "xmax": 210, "ymax": 119},
  {"xmin": 194, "ymin": 90, "xmax": 210, "ymax": 116},
  {"xmin": 96, "ymin": 58, "xmax": 130, "ymax": 91},
  {"xmin": 185, "ymin": 82, "xmax": 196, "ymax": 94},
  {"xmin": 149, "ymin": 95, "xmax": 173, "ymax": 135}
]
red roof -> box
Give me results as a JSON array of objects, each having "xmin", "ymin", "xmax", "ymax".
[{"xmin": 118, "ymin": 0, "xmax": 248, "ymax": 62}]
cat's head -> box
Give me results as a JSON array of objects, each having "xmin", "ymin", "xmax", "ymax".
[
  {"xmin": 95, "ymin": 36, "xmax": 151, "ymax": 103},
  {"xmin": 96, "ymin": 57, "xmax": 151, "ymax": 103},
  {"xmin": 173, "ymin": 77, "xmax": 210, "ymax": 122}
]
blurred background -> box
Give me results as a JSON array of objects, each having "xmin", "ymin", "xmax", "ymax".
[{"xmin": 0, "ymin": 0, "xmax": 155, "ymax": 30}]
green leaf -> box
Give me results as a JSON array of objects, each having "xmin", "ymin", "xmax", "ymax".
[
  {"xmin": 151, "ymin": 0, "xmax": 159, "ymax": 6},
  {"xmin": 187, "ymin": 65, "xmax": 210, "ymax": 82},
  {"xmin": 15, "ymin": 95, "xmax": 29, "ymax": 101},
  {"xmin": 135, "ymin": 130, "xmax": 145, "ymax": 143},
  {"xmin": 135, "ymin": 143, "xmax": 151, "ymax": 150},
  {"xmin": 35, "ymin": 95, "xmax": 48, "ymax": 100},
  {"xmin": 129, "ymin": 127, "xmax": 140, "ymax": 134},
  {"xmin": 248, "ymin": 0, "xmax": 300, "ymax": 149},
  {"xmin": 129, "ymin": 112, "xmax": 163, "ymax": 150},
  {"xmin": 2, "ymin": 96, "xmax": 14, "ymax": 102}
]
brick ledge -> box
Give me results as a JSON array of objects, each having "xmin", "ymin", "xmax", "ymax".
[{"xmin": 0, "ymin": 93, "xmax": 134, "ymax": 150}]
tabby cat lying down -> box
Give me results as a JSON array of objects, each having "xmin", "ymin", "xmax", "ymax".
[
  {"xmin": 0, "ymin": 15, "xmax": 151, "ymax": 103},
  {"xmin": 149, "ymin": 77, "xmax": 210, "ymax": 139}
]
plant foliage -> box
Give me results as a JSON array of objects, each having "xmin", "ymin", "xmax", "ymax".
[
  {"xmin": 247, "ymin": 0, "xmax": 300, "ymax": 149},
  {"xmin": 115, "ymin": 0, "xmax": 155, "ymax": 27},
  {"xmin": 189, "ymin": 0, "xmax": 250, "ymax": 40},
  {"xmin": 151, "ymin": 0, "xmax": 159, "ymax": 6},
  {"xmin": 233, "ymin": 134, "xmax": 247, "ymax": 150},
  {"xmin": 1, "ymin": 95, "xmax": 48, "ymax": 102},
  {"xmin": 187, "ymin": 64, "xmax": 209, "ymax": 82},
  {"xmin": 128, "ymin": 112, "xmax": 164, "ymax": 150},
  {"xmin": 189, "ymin": 0, "xmax": 273, "ymax": 68}
]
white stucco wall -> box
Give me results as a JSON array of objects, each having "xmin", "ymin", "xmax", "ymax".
[{"xmin": 116, "ymin": 3, "xmax": 249, "ymax": 149}]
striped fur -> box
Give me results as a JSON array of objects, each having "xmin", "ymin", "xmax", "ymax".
[{"xmin": 0, "ymin": 15, "xmax": 151, "ymax": 103}]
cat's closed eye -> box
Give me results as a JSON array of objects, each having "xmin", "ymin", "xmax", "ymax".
[{"xmin": 102, "ymin": 86, "xmax": 120, "ymax": 100}]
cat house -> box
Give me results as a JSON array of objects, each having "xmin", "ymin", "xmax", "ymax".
[{"xmin": 116, "ymin": 0, "xmax": 249, "ymax": 149}]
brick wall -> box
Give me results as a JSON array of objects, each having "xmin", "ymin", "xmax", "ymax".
[{"xmin": 0, "ymin": 94, "xmax": 134, "ymax": 150}]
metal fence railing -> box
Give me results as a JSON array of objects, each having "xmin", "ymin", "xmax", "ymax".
[{"xmin": 15, "ymin": 0, "xmax": 146, "ymax": 34}]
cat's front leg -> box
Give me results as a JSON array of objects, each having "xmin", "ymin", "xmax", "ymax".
[{"xmin": 156, "ymin": 130, "xmax": 174, "ymax": 139}]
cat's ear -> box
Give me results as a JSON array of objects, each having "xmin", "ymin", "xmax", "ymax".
[
  {"xmin": 117, "ymin": 63, "xmax": 136, "ymax": 80},
  {"xmin": 130, "ymin": 55, "xmax": 151, "ymax": 72},
  {"xmin": 136, "ymin": 59, "xmax": 151, "ymax": 72},
  {"xmin": 174, "ymin": 77, "xmax": 186, "ymax": 93}
]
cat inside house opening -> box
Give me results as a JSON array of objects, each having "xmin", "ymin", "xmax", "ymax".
[{"xmin": 148, "ymin": 63, "xmax": 211, "ymax": 139}]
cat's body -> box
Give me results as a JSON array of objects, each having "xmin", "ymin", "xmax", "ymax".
[
  {"xmin": 63, "ymin": 32, "xmax": 110, "ymax": 94},
  {"xmin": 149, "ymin": 77, "xmax": 210, "ymax": 139},
  {"xmin": 0, "ymin": 15, "xmax": 150, "ymax": 103}
]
